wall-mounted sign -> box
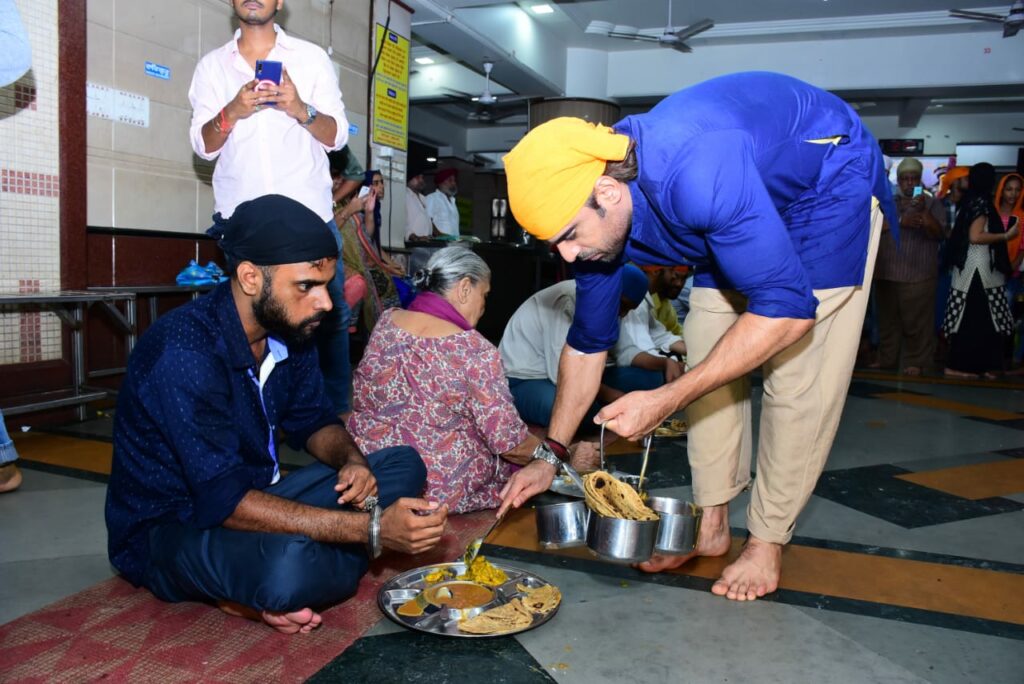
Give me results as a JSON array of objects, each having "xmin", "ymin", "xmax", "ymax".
[
  {"xmin": 86, "ymin": 82, "xmax": 150, "ymax": 127},
  {"xmin": 144, "ymin": 61, "xmax": 171, "ymax": 80},
  {"xmin": 371, "ymin": 25, "xmax": 409, "ymax": 152}
]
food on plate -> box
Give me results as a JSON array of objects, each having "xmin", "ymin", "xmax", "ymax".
[
  {"xmin": 424, "ymin": 581, "xmax": 494, "ymax": 609},
  {"xmin": 457, "ymin": 583, "xmax": 562, "ymax": 634},
  {"xmin": 457, "ymin": 597, "xmax": 534, "ymax": 634},
  {"xmin": 457, "ymin": 555, "xmax": 508, "ymax": 586},
  {"xmin": 583, "ymin": 471, "xmax": 658, "ymax": 521},
  {"xmin": 423, "ymin": 567, "xmax": 456, "ymax": 585},
  {"xmin": 655, "ymin": 418, "xmax": 688, "ymax": 437},
  {"xmin": 517, "ymin": 583, "xmax": 561, "ymax": 615}
]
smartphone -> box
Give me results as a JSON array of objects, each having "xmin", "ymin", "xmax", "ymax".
[
  {"xmin": 912, "ymin": 185, "xmax": 924, "ymax": 198},
  {"xmin": 254, "ymin": 60, "xmax": 282, "ymax": 90},
  {"xmin": 358, "ymin": 186, "xmax": 371, "ymax": 199}
]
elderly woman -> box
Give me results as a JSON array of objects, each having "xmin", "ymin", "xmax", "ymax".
[{"xmin": 348, "ymin": 247, "xmax": 588, "ymax": 513}]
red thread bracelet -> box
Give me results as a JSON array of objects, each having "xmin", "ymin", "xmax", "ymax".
[{"xmin": 218, "ymin": 108, "xmax": 233, "ymax": 134}]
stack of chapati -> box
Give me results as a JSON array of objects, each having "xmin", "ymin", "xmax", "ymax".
[
  {"xmin": 457, "ymin": 584, "xmax": 562, "ymax": 634},
  {"xmin": 583, "ymin": 471, "xmax": 658, "ymax": 521}
]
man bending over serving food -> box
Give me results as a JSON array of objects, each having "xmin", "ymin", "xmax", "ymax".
[
  {"xmin": 496, "ymin": 72, "xmax": 895, "ymax": 602},
  {"xmin": 105, "ymin": 195, "xmax": 447, "ymax": 634}
]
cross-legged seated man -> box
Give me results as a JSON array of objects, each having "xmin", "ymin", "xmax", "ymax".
[{"xmin": 105, "ymin": 195, "xmax": 447, "ymax": 634}]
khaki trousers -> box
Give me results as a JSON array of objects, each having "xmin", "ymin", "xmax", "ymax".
[{"xmin": 682, "ymin": 205, "xmax": 882, "ymax": 544}]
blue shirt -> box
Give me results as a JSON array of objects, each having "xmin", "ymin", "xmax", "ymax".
[
  {"xmin": 568, "ymin": 72, "xmax": 897, "ymax": 353},
  {"xmin": 105, "ymin": 283, "xmax": 340, "ymax": 585}
]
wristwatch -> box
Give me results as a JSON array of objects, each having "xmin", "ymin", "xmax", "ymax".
[
  {"xmin": 301, "ymin": 103, "xmax": 317, "ymax": 127},
  {"xmin": 531, "ymin": 441, "xmax": 562, "ymax": 470}
]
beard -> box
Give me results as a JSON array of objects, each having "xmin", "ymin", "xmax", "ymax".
[
  {"xmin": 235, "ymin": 1, "xmax": 278, "ymax": 26},
  {"xmin": 576, "ymin": 208, "xmax": 631, "ymax": 263},
  {"xmin": 252, "ymin": 279, "xmax": 325, "ymax": 347}
]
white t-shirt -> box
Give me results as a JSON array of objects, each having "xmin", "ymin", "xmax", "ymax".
[
  {"xmin": 425, "ymin": 190, "xmax": 460, "ymax": 237},
  {"xmin": 405, "ymin": 187, "xmax": 432, "ymax": 239},
  {"xmin": 499, "ymin": 281, "xmax": 576, "ymax": 383},
  {"xmin": 613, "ymin": 295, "xmax": 683, "ymax": 367}
]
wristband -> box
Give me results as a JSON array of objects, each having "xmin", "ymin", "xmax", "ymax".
[
  {"xmin": 367, "ymin": 505, "xmax": 382, "ymax": 559},
  {"xmin": 543, "ymin": 437, "xmax": 569, "ymax": 460}
]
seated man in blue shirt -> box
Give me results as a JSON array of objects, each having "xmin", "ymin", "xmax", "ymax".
[
  {"xmin": 106, "ymin": 195, "xmax": 447, "ymax": 634},
  {"xmin": 497, "ymin": 72, "xmax": 895, "ymax": 602}
]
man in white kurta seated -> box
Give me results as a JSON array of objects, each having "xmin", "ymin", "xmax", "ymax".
[{"xmin": 499, "ymin": 265, "xmax": 671, "ymax": 427}]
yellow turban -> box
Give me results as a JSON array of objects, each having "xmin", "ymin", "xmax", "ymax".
[{"xmin": 503, "ymin": 118, "xmax": 630, "ymax": 240}]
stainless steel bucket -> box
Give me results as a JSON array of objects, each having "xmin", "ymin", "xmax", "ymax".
[
  {"xmin": 535, "ymin": 500, "xmax": 589, "ymax": 549},
  {"xmin": 648, "ymin": 497, "xmax": 702, "ymax": 554},
  {"xmin": 585, "ymin": 512, "xmax": 659, "ymax": 563}
]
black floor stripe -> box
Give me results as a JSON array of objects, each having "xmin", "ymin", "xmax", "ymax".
[
  {"xmin": 17, "ymin": 459, "xmax": 110, "ymax": 484},
  {"xmin": 781, "ymin": 530, "xmax": 1024, "ymax": 575},
  {"xmin": 483, "ymin": 545, "xmax": 1024, "ymax": 642}
]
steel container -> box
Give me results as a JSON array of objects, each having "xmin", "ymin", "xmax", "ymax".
[
  {"xmin": 648, "ymin": 497, "xmax": 702, "ymax": 554},
  {"xmin": 535, "ymin": 500, "xmax": 589, "ymax": 549},
  {"xmin": 585, "ymin": 511, "xmax": 659, "ymax": 563}
]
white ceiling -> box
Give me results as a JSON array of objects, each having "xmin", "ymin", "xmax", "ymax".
[{"xmin": 403, "ymin": 0, "xmax": 1024, "ymax": 137}]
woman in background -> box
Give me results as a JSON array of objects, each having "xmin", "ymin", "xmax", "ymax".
[
  {"xmin": 942, "ymin": 164, "xmax": 1020, "ymax": 379},
  {"xmin": 337, "ymin": 170, "xmax": 404, "ymax": 332}
]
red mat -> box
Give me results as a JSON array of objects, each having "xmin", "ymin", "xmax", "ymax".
[{"xmin": 0, "ymin": 511, "xmax": 494, "ymax": 683}]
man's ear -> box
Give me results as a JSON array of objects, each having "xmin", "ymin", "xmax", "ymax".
[
  {"xmin": 236, "ymin": 261, "xmax": 264, "ymax": 297},
  {"xmin": 593, "ymin": 175, "xmax": 625, "ymax": 209}
]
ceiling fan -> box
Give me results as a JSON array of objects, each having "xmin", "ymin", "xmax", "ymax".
[
  {"xmin": 949, "ymin": 1, "xmax": 1023, "ymax": 37},
  {"xmin": 590, "ymin": 0, "xmax": 714, "ymax": 53},
  {"xmin": 441, "ymin": 61, "xmax": 530, "ymax": 123}
]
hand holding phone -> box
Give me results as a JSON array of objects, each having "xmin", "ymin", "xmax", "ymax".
[
  {"xmin": 254, "ymin": 59, "xmax": 282, "ymax": 91},
  {"xmin": 912, "ymin": 185, "xmax": 924, "ymax": 198}
]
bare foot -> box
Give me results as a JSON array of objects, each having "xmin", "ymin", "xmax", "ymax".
[
  {"xmin": 634, "ymin": 503, "xmax": 731, "ymax": 573},
  {"xmin": 711, "ymin": 535, "xmax": 781, "ymax": 601},
  {"xmin": 217, "ymin": 600, "xmax": 322, "ymax": 634},
  {"xmin": 0, "ymin": 463, "xmax": 22, "ymax": 493},
  {"xmin": 944, "ymin": 367, "xmax": 979, "ymax": 379},
  {"xmin": 902, "ymin": 366, "xmax": 921, "ymax": 376}
]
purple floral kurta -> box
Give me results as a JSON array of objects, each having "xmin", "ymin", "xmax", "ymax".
[{"xmin": 349, "ymin": 310, "xmax": 529, "ymax": 513}]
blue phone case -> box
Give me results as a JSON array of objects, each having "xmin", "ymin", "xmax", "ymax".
[{"xmin": 255, "ymin": 60, "xmax": 282, "ymax": 86}]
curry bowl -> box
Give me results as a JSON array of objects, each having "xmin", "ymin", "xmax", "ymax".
[
  {"xmin": 423, "ymin": 580, "xmax": 498, "ymax": 621},
  {"xmin": 585, "ymin": 511, "xmax": 659, "ymax": 563},
  {"xmin": 535, "ymin": 500, "xmax": 589, "ymax": 549},
  {"xmin": 647, "ymin": 497, "xmax": 702, "ymax": 554}
]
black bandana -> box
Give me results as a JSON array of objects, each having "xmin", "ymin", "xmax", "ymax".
[{"xmin": 209, "ymin": 195, "xmax": 338, "ymax": 265}]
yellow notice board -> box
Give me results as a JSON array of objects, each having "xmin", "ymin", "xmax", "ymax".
[{"xmin": 372, "ymin": 24, "xmax": 409, "ymax": 151}]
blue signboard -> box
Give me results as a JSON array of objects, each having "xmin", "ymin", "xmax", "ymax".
[{"xmin": 144, "ymin": 61, "xmax": 171, "ymax": 80}]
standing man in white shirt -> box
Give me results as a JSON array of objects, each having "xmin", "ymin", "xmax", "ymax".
[
  {"xmin": 425, "ymin": 168, "xmax": 461, "ymax": 238},
  {"xmin": 405, "ymin": 165, "xmax": 442, "ymax": 274},
  {"xmin": 188, "ymin": 0, "xmax": 354, "ymax": 417}
]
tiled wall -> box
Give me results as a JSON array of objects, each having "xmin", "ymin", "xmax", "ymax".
[
  {"xmin": 86, "ymin": 0, "xmax": 371, "ymax": 234},
  {"xmin": 0, "ymin": 0, "xmax": 62, "ymax": 365}
]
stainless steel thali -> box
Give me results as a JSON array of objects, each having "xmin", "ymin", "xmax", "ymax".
[{"xmin": 377, "ymin": 561, "xmax": 560, "ymax": 638}]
